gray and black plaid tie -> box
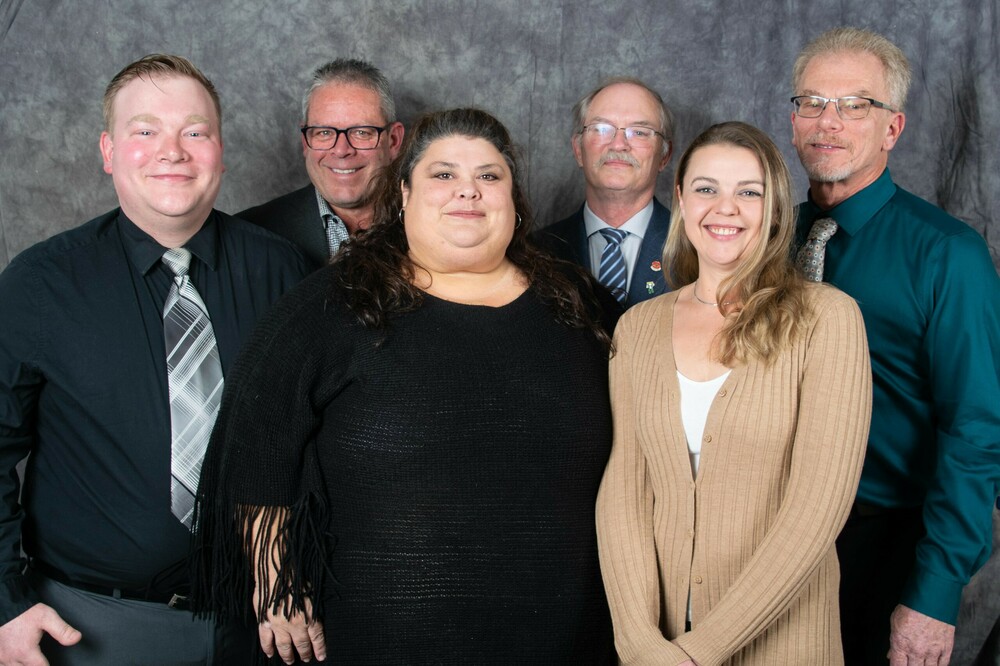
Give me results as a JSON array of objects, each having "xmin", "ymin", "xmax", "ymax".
[
  {"xmin": 598, "ymin": 227, "xmax": 629, "ymax": 305},
  {"xmin": 162, "ymin": 248, "xmax": 223, "ymax": 529}
]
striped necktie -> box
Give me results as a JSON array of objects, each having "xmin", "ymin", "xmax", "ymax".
[
  {"xmin": 162, "ymin": 248, "xmax": 223, "ymax": 529},
  {"xmin": 796, "ymin": 217, "xmax": 838, "ymax": 282},
  {"xmin": 598, "ymin": 227, "xmax": 629, "ymax": 305}
]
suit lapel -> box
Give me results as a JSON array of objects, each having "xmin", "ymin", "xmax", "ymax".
[
  {"xmin": 627, "ymin": 198, "xmax": 670, "ymax": 305},
  {"xmin": 565, "ymin": 207, "xmax": 591, "ymax": 270},
  {"xmin": 292, "ymin": 186, "xmax": 331, "ymax": 266}
]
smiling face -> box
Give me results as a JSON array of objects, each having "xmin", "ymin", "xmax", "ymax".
[
  {"xmin": 400, "ymin": 136, "xmax": 516, "ymax": 275},
  {"xmin": 791, "ymin": 50, "xmax": 905, "ymax": 206},
  {"xmin": 99, "ymin": 74, "xmax": 224, "ymax": 242},
  {"xmin": 572, "ymin": 82, "xmax": 670, "ymax": 209},
  {"xmin": 303, "ymin": 82, "xmax": 404, "ymax": 223},
  {"xmin": 678, "ymin": 144, "xmax": 765, "ymax": 277}
]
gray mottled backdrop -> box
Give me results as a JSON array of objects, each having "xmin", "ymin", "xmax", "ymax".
[{"xmin": 1, "ymin": 0, "xmax": 998, "ymax": 660}]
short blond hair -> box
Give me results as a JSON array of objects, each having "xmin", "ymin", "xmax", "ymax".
[
  {"xmin": 792, "ymin": 27, "xmax": 911, "ymax": 111},
  {"xmin": 103, "ymin": 54, "xmax": 221, "ymax": 133}
]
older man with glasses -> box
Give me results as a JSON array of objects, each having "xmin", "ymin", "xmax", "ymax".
[
  {"xmin": 239, "ymin": 59, "xmax": 405, "ymax": 270},
  {"xmin": 790, "ymin": 27, "xmax": 1000, "ymax": 666},
  {"xmin": 537, "ymin": 77, "xmax": 673, "ymax": 308}
]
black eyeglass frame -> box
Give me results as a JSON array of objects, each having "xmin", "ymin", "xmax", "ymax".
[
  {"xmin": 790, "ymin": 95, "xmax": 896, "ymax": 119},
  {"xmin": 300, "ymin": 125, "xmax": 387, "ymax": 150}
]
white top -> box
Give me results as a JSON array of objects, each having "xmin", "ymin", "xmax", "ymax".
[
  {"xmin": 583, "ymin": 200, "xmax": 654, "ymax": 291},
  {"xmin": 677, "ymin": 370, "xmax": 731, "ymax": 476},
  {"xmin": 678, "ymin": 368, "xmax": 731, "ymax": 622}
]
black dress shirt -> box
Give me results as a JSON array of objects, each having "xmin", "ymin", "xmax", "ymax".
[{"xmin": 0, "ymin": 209, "xmax": 308, "ymax": 625}]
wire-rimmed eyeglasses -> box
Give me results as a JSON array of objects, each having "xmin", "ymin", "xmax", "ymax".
[
  {"xmin": 790, "ymin": 95, "xmax": 896, "ymax": 120},
  {"xmin": 579, "ymin": 122, "xmax": 665, "ymax": 145}
]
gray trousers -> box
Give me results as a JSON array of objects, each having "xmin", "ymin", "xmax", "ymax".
[{"xmin": 28, "ymin": 570, "xmax": 255, "ymax": 665}]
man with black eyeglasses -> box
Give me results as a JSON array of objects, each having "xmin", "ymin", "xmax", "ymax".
[
  {"xmin": 790, "ymin": 27, "xmax": 1000, "ymax": 666},
  {"xmin": 239, "ymin": 59, "xmax": 405, "ymax": 270},
  {"xmin": 536, "ymin": 77, "xmax": 673, "ymax": 308}
]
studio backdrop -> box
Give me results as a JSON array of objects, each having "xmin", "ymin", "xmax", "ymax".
[
  {"xmin": 1, "ymin": 0, "xmax": 997, "ymax": 271},
  {"xmin": 0, "ymin": 0, "xmax": 997, "ymax": 660}
]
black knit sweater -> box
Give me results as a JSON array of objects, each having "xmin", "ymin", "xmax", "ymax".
[{"xmin": 193, "ymin": 266, "xmax": 617, "ymax": 664}]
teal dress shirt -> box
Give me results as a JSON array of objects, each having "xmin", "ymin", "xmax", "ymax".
[{"xmin": 797, "ymin": 168, "xmax": 1000, "ymax": 624}]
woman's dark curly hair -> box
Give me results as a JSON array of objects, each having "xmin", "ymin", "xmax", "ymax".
[{"xmin": 334, "ymin": 107, "xmax": 611, "ymax": 348}]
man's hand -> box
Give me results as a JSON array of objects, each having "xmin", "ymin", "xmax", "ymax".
[
  {"xmin": 0, "ymin": 603, "xmax": 81, "ymax": 666},
  {"xmin": 258, "ymin": 599, "xmax": 326, "ymax": 664},
  {"xmin": 888, "ymin": 604, "xmax": 955, "ymax": 666}
]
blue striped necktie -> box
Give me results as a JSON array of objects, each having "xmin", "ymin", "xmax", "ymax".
[
  {"xmin": 598, "ymin": 227, "xmax": 629, "ymax": 305},
  {"xmin": 162, "ymin": 248, "xmax": 223, "ymax": 529}
]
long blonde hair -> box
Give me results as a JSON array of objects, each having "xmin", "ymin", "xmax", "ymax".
[{"xmin": 664, "ymin": 121, "xmax": 810, "ymax": 365}]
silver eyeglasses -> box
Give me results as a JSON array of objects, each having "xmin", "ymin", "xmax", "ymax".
[
  {"xmin": 791, "ymin": 95, "xmax": 896, "ymax": 120},
  {"xmin": 580, "ymin": 122, "xmax": 665, "ymax": 144},
  {"xmin": 301, "ymin": 125, "xmax": 386, "ymax": 150}
]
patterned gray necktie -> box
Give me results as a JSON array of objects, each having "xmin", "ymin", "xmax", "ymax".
[
  {"xmin": 796, "ymin": 217, "xmax": 838, "ymax": 282},
  {"xmin": 162, "ymin": 248, "xmax": 223, "ymax": 529},
  {"xmin": 598, "ymin": 227, "xmax": 629, "ymax": 305}
]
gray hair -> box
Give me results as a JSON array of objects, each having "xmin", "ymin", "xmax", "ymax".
[
  {"xmin": 792, "ymin": 27, "xmax": 912, "ymax": 112},
  {"xmin": 301, "ymin": 58, "xmax": 396, "ymax": 124},
  {"xmin": 571, "ymin": 76, "xmax": 674, "ymax": 157}
]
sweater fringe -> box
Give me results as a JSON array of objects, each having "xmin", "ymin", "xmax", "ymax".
[{"xmin": 189, "ymin": 490, "xmax": 337, "ymax": 629}]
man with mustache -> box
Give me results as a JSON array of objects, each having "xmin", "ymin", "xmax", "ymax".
[
  {"xmin": 790, "ymin": 27, "xmax": 1000, "ymax": 666},
  {"xmin": 239, "ymin": 59, "xmax": 404, "ymax": 271},
  {"xmin": 537, "ymin": 78, "xmax": 673, "ymax": 307}
]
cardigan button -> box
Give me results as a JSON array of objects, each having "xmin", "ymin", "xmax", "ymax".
[
  {"xmin": 719, "ymin": 389, "xmax": 727, "ymax": 397},
  {"xmin": 703, "ymin": 434, "xmax": 712, "ymax": 443},
  {"xmin": 693, "ymin": 575, "xmax": 703, "ymax": 584}
]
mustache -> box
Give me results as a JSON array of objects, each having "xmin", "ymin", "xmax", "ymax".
[
  {"xmin": 806, "ymin": 134, "xmax": 849, "ymax": 149},
  {"xmin": 597, "ymin": 151, "xmax": 640, "ymax": 168}
]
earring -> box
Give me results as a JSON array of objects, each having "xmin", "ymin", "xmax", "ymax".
[
  {"xmin": 515, "ymin": 213, "xmax": 522, "ymax": 229},
  {"xmin": 398, "ymin": 208, "xmax": 404, "ymax": 223}
]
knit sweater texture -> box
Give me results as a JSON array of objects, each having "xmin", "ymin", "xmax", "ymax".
[
  {"xmin": 596, "ymin": 284, "xmax": 872, "ymax": 665},
  {"xmin": 193, "ymin": 266, "xmax": 617, "ymax": 664}
]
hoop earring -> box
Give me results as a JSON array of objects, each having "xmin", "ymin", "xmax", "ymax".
[
  {"xmin": 398, "ymin": 208, "xmax": 404, "ymax": 223},
  {"xmin": 515, "ymin": 213, "xmax": 522, "ymax": 229}
]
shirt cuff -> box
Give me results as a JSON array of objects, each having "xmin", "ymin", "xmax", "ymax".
[
  {"xmin": 0, "ymin": 573, "xmax": 39, "ymax": 627},
  {"xmin": 900, "ymin": 566, "xmax": 965, "ymax": 625}
]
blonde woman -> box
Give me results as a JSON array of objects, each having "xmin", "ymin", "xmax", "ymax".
[{"xmin": 597, "ymin": 121, "xmax": 871, "ymax": 665}]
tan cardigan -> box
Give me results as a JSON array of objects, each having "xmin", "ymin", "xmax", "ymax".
[{"xmin": 597, "ymin": 285, "xmax": 872, "ymax": 666}]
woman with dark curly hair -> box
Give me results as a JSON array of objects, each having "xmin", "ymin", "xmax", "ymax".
[{"xmin": 192, "ymin": 108, "xmax": 618, "ymax": 665}]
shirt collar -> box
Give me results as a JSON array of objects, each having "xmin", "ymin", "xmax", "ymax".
[
  {"xmin": 801, "ymin": 168, "xmax": 896, "ymax": 236},
  {"xmin": 583, "ymin": 199, "xmax": 655, "ymax": 239},
  {"xmin": 118, "ymin": 209, "xmax": 221, "ymax": 275},
  {"xmin": 314, "ymin": 188, "xmax": 344, "ymax": 228}
]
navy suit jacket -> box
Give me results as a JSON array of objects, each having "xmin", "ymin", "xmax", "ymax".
[
  {"xmin": 535, "ymin": 198, "xmax": 670, "ymax": 307},
  {"xmin": 238, "ymin": 184, "xmax": 328, "ymax": 272}
]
